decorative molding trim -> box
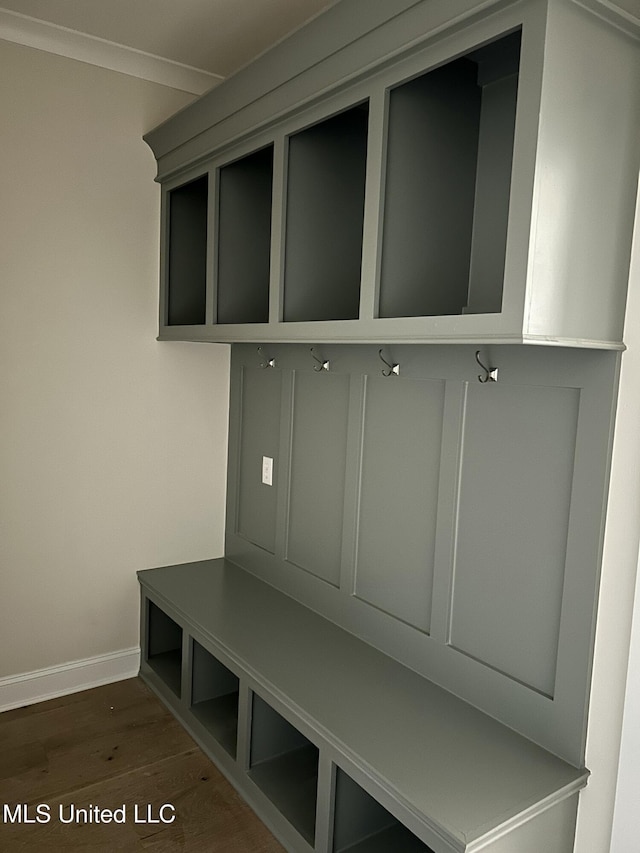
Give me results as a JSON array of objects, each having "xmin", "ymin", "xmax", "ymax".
[
  {"xmin": 572, "ymin": 0, "xmax": 640, "ymax": 40},
  {"xmin": 0, "ymin": 647, "xmax": 141, "ymax": 712},
  {"xmin": 0, "ymin": 7, "xmax": 222, "ymax": 94}
]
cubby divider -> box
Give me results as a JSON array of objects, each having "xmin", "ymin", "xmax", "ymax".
[
  {"xmin": 146, "ymin": 600, "xmax": 182, "ymax": 698},
  {"xmin": 248, "ymin": 692, "xmax": 319, "ymax": 845},
  {"xmin": 190, "ymin": 639, "xmax": 240, "ymax": 758}
]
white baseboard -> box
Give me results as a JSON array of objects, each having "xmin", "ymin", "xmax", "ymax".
[{"xmin": 0, "ymin": 648, "xmax": 140, "ymax": 712}]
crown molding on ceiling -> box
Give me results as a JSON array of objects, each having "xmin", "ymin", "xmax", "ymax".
[
  {"xmin": 573, "ymin": 0, "xmax": 640, "ymax": 39},
  {"xmin": 0, "ymin": 7, "xmax": 223, "ymax": 95}
]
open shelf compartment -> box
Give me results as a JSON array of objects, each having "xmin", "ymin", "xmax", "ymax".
[
  {"xmin": 166, "ymin": 174, "xmax": 208, "ymax": 326},
  {"xmin": 190, "ymin": 639, "xmax": 240, "ymax": 758},
  {"xmin": 283, "ymin": 103, "xmax": 369, "ymax": 323},
  {"xmin": 216, "ymin": 145, "xmax": 273, "ymax": 324},
  {"xmin": 146, "ymin": 600, "xmax": 182, "ymax": 698},
  {"xmin": 332, "ymin": 768, "xmax": 434, "ymax": 853},
  {"xmin": 379, "ymin": 29, "xmax": 520, "ymax": 320},
  {"xmin": 248, "ymin": 692, "xmax": 319, "ymax": 845}
]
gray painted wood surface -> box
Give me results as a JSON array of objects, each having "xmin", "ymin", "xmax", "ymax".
[
  {"xmin": 379, "ymin": 57, "xmax": 481, "ymax": 318},
  {"xmin": 355, "ymin": 375, "xmax": 445, "ymax": 632},
  {"xmin": 225, "ymin": 343, "xmax": 619, "ymax": 765},
  {"xmin": 166, "ymin": 175, "xmax": 208, "ymax": 326},
  {"xmin": 450, "ymin": 382, "xmax": 579, "ymax": 696},
  {"xmin": 286, "ymin": 370, "xmax": 350, "ymax": 586},
  {"xmin": 191, "ymin": 639, "xmax": 240, "ymax": 757},
  {"xmin": 139, "ymin": 559, "xmax": 587, "ymax": 852},
  {"xmin": 147, "ymin": 0, "xmax": 640, "ymax": 349},
  {"xmin": 283, "ymin": 105, "xmax": 368, "ymax": 323},
  {"xmin": 467, "ymin": 69, "xmax": 518, "ymax": 314},
  {"xmin": 236, "ymin": 366, "xmax": 282, "ymax": 553},
  {"xmin": 216, "ymin": 145, "xmax": 273, "ymax": 324},
  {"xmin": 333, "ymin": 769, "xmax": 400, "ymax": 852},
  {"xmin": 191, "ymin": 639, "xmax": 239, "ymax": 705},
  {"xmin": 250, "ymin": 693, "xmax": 314, "ymax": 767}
]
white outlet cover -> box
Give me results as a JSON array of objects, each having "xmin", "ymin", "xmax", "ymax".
[{"xmin": 262, "ymin": 456, "xmax": 273, "ymax": 486}]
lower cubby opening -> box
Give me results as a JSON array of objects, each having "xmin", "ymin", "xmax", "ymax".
[
  {"xmin": 190, "ymin": 639, "xmax": 240, "ymax": 758},
  {"xmin": 248, "ymin": 692, "xmax": 319, "ymax": 845},
  {"xmin": 378, "ymin": 30, "xmax": 520, "ymax": 320},
  {"xmin": 333, "ymin": 769, "xmax": 434, "ymax": 853},
  {"xmin": 146, "ymin": 600, "xmax": 182, "ymax": 698}
]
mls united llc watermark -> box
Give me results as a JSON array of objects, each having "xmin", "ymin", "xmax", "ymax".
[{"xmin": 3, "ymin": 803, "xmax": 176, "ymax": 825}]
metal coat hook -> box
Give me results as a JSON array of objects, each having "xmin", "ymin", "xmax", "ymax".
[
  {"xmin": 475, "ymin": 350, "xmax": 498, "ymax": 383},
  {"xmin": 258, "ymin": 346, "xmax": 276, "ymax": 369},
  {"xmin": 379, "ymin": 348, "xmax": 400, "ymax": 377},
  {"xmin": 310, "ymin": 347, "xmax": 330, "ymax": 372}
]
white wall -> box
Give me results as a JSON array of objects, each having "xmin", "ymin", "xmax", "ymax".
[
  {"xmin": 574, "ymin": 181, "xmax": 640, "ymax": 852},
  {"xmin": 611, "ymin": 550, "xmax": 640, "ymax": 851},
  {"xmin": 606, "ymin": 185, "xmax": 640, "ymax": 853},
  {"xmin": 0, "ymin": 40, "xmax": 230, "ymax": 686}
]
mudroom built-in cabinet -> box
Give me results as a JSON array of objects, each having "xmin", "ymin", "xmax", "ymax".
[{"xmin": 139, "ymin": 0, "xmax": 640, "ymax": 851}]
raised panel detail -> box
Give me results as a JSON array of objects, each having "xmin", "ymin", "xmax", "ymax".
[
  {"xmin": 450, "ymin": 383, "xmax": 580, "ymax": 696},
  {"xmin": 355, "ymin": 377, "xmax": 445, "ymax": 632},
  {"xmin": 286, "ymin": 371, "xmax": 350, "ymax": 585},
  {"xmin": 237, "ymin": 367, "xmax": 282, "ymax": 553}
]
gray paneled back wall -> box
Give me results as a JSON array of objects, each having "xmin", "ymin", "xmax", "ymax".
[{"xmin": 225, "ymin": 343, "xmax": 619, "ymax": 765}]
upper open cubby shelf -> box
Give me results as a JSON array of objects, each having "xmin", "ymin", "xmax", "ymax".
[
  {"xmin": 148, "ymin": 0, "xmax": 640, "ymax": 350},
  {"xmin": 379, "ymin": 33, "xmax": 519, "ymax": 320},
  {"xmin": 217, "ymin": 145, "xmax": 273, "ymax": 325},
  {"xmin": 166, "ymin": 175, "xmax": 208, "ymax": 327},
  {"xmin": 284, "ymin": 103, "xmax": 369, "ymax": 323}
]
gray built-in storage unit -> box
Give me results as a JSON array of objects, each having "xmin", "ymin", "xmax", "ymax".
[
  {"xmin": 140, "ymin": 0, "xmax": 640, "ymax": 851},
  {"xmin": 148, "ymin": 0, "xmax": 640, "ymax": 347},
  {"xmin": 139, "ymin": 560, "xmax": 587, "ymax": 853}
]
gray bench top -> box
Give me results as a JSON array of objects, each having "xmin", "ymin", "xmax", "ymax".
[{"xmin": 138, "ymin": 558, "xmax": 588, "ymax": 850}]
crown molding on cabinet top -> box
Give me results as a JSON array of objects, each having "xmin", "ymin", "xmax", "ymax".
[
  {"xmin": 143, "ymin": 0, "xmax": 639, "ymax": 171},
  {"xmin": 143, "ymin": 0, "xmax": 428, "ymax": 162},
  {"xmin": 0, "ymin": 7, "xmax": 223, "ymax": 95}
]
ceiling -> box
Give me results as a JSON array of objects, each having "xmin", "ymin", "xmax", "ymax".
[{"xmin": 0, "ymin": 0, "xmax": 339, "ymax": 94}]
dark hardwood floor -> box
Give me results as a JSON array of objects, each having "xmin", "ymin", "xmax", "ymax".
[{"xmin": 0, "ymin": 677, "xmax": 285, "ymax": 851}]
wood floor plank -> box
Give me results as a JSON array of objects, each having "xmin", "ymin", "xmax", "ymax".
[
  {"xmin": 0, "ymin": 679, "xmax": 175, "ymax": 746},
  {"xmin": 0, "ymin": 713, "xmax": 195, "ymax": 804},
  {"xmin": 0, "ymin": 739, "xmax": 48, "ymax": 781},
  {"xmin": 0, "ymin": 678, "xmax": 285, "ymax": 852},
  {"xmin": 1, "ymin": 751, "xmax": 284, "ymax": 851}
]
